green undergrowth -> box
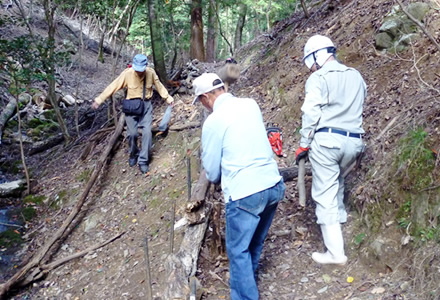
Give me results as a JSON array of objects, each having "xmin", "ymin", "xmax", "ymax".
[
  {"xmin": 0, "ymin": 229, "xmax": 23, "ymax": 247},
  {"xmin": 352, "ymin": 128, "xmax": 439, "ymax": 250},
  {"xmin": 392, "ymin": 129, "xmax": 439, "ymax": 242},
  {"xmin": 23, "ymin": 194, "xmax": 46, "ymax": 205}
]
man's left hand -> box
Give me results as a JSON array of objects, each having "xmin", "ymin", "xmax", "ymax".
[{"xmin": 295, "ymin": 147, "xmax": 310, "ymax": 165}]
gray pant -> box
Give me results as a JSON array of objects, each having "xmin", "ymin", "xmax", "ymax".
[
  {"xmin": 125, "ymin": 101, "xmax": 153, "ymax": 165},
  {"xmin": 309, "ymin": 132, "xmax": 364, "ymax": 225}
]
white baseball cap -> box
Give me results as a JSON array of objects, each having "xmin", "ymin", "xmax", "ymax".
[{"xmin": 192, "ymin": 73, "xmax": 224, "ymax": 104}]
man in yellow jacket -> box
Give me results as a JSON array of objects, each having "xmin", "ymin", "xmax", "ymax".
[{"xmin": 91, "ymin": 54, "xmax": 174, "ymax": 174}]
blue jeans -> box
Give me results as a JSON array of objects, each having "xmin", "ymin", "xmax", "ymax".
[{"xmin": 225, "ymin": 179, "xmax": 285, "ymax": 300}]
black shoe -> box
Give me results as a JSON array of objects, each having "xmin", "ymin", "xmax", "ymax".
[
  {"xmin": 129, "ymin": 157, "xmax": 137, "ymax": 167},
  {"xmin": 139, "ymin": 164, "xmax": 149, "ymax": 174}
]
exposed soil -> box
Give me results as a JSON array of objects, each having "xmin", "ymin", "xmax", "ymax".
[{"xmin": 1, "ymin": 0, "xmax": 440, "ymax": 299}]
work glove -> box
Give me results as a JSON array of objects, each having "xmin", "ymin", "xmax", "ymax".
[
  {"xmin": 166, "ymin": 95, "xmax": 174, "ymax": 104},
  {"xmin": 295, "ymin": 146, "xmax": 310, "ymax": 165}
]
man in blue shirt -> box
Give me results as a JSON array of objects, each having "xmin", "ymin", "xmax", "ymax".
[{"xmin": 193, "ymin": 73, "xmax": 285, "ymax": 300}]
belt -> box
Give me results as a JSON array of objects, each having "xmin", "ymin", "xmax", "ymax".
[{"xmin": 316, "ymin": 127, "xmax": 362, "ymax": 138}]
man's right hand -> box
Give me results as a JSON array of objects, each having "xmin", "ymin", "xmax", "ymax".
[
  {"xmin": 91, "ymin": 101, "xmax": 100, "ymax": 110},
  {"xmin": 295, "ymin": 147, "xmax": 310, "ymax": 165}
]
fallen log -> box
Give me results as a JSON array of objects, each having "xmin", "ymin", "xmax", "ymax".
[
  {"xmin": 0, "ymin": 96, "xmax": 29, "ymax": 145},
  {"xmin": 279, "ymin": 165, "xmax": 312, "ymax": 182},
  {"xmin": 28, "ymin": 133, "xmax": 65, "ymax": 155},
  {"xmin": 0, "ymin": 114, "xmax": 126, "ymax": 298},
  {"xmin": 164, "ymin": 170, "xmax": 211, "ymax": 300}
]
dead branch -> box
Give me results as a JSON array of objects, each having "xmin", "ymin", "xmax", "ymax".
[
  {"xmin": 396, "ymin": 0, "xmax": 440, "ymax": 52},
  {"xmin": 409, "ymin": 41, "xmax": 440, "ymax": 95},
  {"xmin": 20, "ymin": 231, "xmax": 125, "ymax": 286},
  {"xmin": 0, "ymin": 114, "xmax": 126, "ymax": 298}
]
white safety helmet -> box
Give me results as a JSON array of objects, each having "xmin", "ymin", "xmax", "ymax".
[{"xmin": 303, "ymin": 35, "xmax": 336, "ymax": 69}]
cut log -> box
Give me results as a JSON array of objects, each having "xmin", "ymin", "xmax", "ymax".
[
  {"xmin": 0, "ymin": 96, "xmax": 29, "ymax": 145},
  {"xmin": 0, "ymin": 114, "xmax": 126, "ymax": 298},
  {"xmin": 0, "ymin": 180, "xmax": 26, "ymax": 198},
  {"xmin": 279, "ymin": 165, "xmax": 312, "ymax": 182},
  {"xmin": 164, "ymin": 170, "xmax": 211, "ymax": 300}
]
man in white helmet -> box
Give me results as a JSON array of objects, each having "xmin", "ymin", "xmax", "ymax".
[{"xmin": 295, "ymin": 35, "xmax": 366, "ymax": 265}]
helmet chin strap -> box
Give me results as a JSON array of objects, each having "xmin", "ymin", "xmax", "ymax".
[{"xmin": 312, "ymin": 52, "xmax": 321, "ymax": 70}]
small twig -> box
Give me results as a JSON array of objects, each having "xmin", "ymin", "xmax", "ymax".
[
  {"xmin": 409, "ymin": 40, "xmax": 440, "ymax": 95},
  {"xmin": 209, "ymin": 270, "xmax": 229, "ymax": 287},
  {"xmin": 419, "ymin": 184, "xmax": 440, "ymax": 192},
  {"xmin": 42, "ymin": 231, "xmax": 125, "ymax": 270},
  {"xmin": 376, "ymin": 116, "xmax": 399, "ymax": 141},
  {"xmin": 0, "ymin": 222, "xmax": 23, "ymax": 228},
  {"xmin": 396, "ymin": 0, "xmax": 440, "ymax": 53}
]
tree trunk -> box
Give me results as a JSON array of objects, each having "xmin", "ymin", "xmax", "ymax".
[
  {"xmin": 205, "ymin": 0, "xmax": 218, "ymax": 62},
  {"xmin": 266, "ymin": 0, "xmax": 272, "ymax": 31},
  {"xmin": 301, "ymin": 0, "xmax": 310, "ymax": 18},
  {"xmin": 214, "ymin": 1, "xmax": 233, "ymax": 57},
  {"xmin": 74, "ymin": 0, "xmax": 84, "ymax": 137},
  {"xmin": 234, "ymin": 3, "xmax": 247, "ymax": 51},
  {"xmin": 148, "ymin": 0, "xmax": 168, "ymax": 83},
  {"xmin": 43, "ymin": 0, "xmax": 70, "ymax": 143},
  {"xmin": 113, "ymin": 0, "xmax": 139, "ymax": 74},
  {"xmin": 13, "ymin": 90, "xmax": 30, "ymax": 195},
  {"xmin": 97, "ymin": 9, "xmax": 108, "ymax": 64},
  {"xmin": 12, "ymin": 0, "xmax": 34, "ymax": 37},
  {"xmin": 190, "ymin": 0, "xmax": 205, "ymax": 61},
  {"xmin": 110, "ymin": 0, "xmax": 132, "ymax": 44}
]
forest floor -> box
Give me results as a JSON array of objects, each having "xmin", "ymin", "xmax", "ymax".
[{"xmin": 1, "ymin": 0, "xmax": 440, "ymax": 299}]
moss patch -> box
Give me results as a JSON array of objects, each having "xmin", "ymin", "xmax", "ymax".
[
  {"xmin": 22, "ymin": 207, "xmax": 36, "ymax": 221},
  {"xmin": 23, "ymin": 194, "xmax": 46, "ymax": 206},
  {"xmin": 0, "ymin": 229, "xmax": 23, "ymax": 247},
  {"xmin": 76, "ymin": 169, "xmax": 91, "ymax": 182},
  {"xmin": 393, "ymin": 129, "xmax": 435, "ymax": 191}
]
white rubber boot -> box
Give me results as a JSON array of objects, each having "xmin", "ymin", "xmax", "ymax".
[{"xmin": 312, "ymin": 223, "xmax": 347, "ymax": 265}]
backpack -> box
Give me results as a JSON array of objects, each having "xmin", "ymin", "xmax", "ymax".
[{"xmin": 267, "ymin": 123, "xmax": 283, "ymax": 156}]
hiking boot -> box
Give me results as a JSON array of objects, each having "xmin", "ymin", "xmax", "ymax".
[
  {"xmin": 139, "ymin": 164, "xmax": 149, "ymax": 174},
  {"xmin": 129, "ymin": 157, "xmax": 137, "ymax": 167}
]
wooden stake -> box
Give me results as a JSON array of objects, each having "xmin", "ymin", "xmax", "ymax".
[{"xmin": 143, "ymin": 235, "xmax": 153, "ymax": 300}]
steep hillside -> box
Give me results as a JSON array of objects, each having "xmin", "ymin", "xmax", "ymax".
[{"xmin": 0, "ymin": 0, "xmax": 439, "ymax": 299}]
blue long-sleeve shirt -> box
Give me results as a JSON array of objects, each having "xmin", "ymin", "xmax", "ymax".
[{"xmin": 201, "ymin": 93, "xmax": 282, "ymax": 202}]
